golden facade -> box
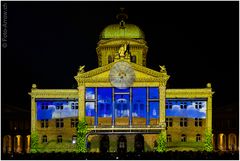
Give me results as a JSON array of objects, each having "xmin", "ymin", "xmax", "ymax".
[{"xmin": 29, "ymin": 14, "xmax": 213, "ymax": 152}]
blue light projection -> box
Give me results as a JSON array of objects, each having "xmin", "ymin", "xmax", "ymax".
[
  {"xmin": 37, "ymin": 100, "xmax": 78, "ymax": 120},
  {"xmin": 114, "ymin": 87, "xmax": 130, "ymax": 93},
  {"xmin": 86, "ymin": 87, "xmax": 95, "ymax": 100},
  {"xmin": 85, "ymin": 88, "xmax": 96, "ymax": 117},
  {"xmin": 115, "ymin": 94, "xmax": 130, "ymax": 117},
  {"xmin": 98, "ymin": 88, "xmax": 112, "ymax": 117},
  {"xmin": 149, "ymin": 87, "xmax": 159, "ymax": 99},
  {"xmin": 166, "ymin": 100, "xmax": 206, "ymax": 118},
  {"xmin": 132, "ymin": 88, "xmax": 147, "ymax": 118},
  {"xmin": 85, "ymin": 87, "xmax": 160, "ymax": 121},
  {"xmin": 86, "ymin": 102, "xmax": 95, "ymax": 116},
  {"xmin": 149, "ymin": 102, "xmax": 159, "ymax": 118}
]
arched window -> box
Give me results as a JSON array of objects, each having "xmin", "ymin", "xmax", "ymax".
[
  {"xmin": 181, "ymin": 134, "xmax": 187, "ymax": 142},
  {"xmin": 57, "ymin": 135, "xmax": 62, "ymax": 143},
  {"xmin": 72, "ymin": 135, "xmax": 77, "ymax": 144},
  {"xmin": 108, "ymin": 56, "xmax": 113, "ymax": 63},
  {"xmin": 196, "ymin": 134, "xmax": 201, "ymax": 142},
  {"xmin": 42, "ymin": 135, "xmax": 47, "ymax": 143}
]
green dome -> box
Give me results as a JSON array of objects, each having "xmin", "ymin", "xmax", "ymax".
[{"xmin": 100, "ymin": 24, "xmax": 145, "ymax": 39}]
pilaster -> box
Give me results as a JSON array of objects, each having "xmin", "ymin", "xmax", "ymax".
[
  {"xmin": 31, "ymin": 96, "xmax": 36, "ymax": 133},
  {"xmin": 207, "ymin": 95, "xmax": 212, "ymax": 131},
  {"xmin": 30, "ymin": 84, "xmax": 37, "ymax": 133},
  {"xmin": 159, "ymin": 86, "xmax": 166, "ymax": 125},
  {"xmin": 78, "ymin": 85, "xmax": 85, "ymax": 121}
]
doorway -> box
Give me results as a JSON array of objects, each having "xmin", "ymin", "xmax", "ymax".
[
  {"xmin": 100, "ymin": 135, "xmax": 109, "ymax": 153},
  {"xmin": 134, "ymin": 134, "xmax": 144, "ymax": 152},
  {"xmin": 117, "ymin": 135, "xmax": 127, "ymax": 153}
]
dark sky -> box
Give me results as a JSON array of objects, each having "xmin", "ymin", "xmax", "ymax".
[{"xmin": 2, "ymin": 1, "xmax": 239, "ymax": 111}]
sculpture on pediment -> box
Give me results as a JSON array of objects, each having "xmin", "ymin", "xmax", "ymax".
[
  {"xmin": 79, "ymin": 65, "xmax": 85, "ymax": 73},
  {"xmin": 118, "ymin": 43, "xmax": 128, "ymax": 57},
  {"xmin": 159, "ymin": 65, "xmax": 167, "ymax": 73}
]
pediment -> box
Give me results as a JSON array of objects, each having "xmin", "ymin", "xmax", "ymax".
[{"xmin": 75, "ymin": 61, "xmax": 170, "ymax": 83}]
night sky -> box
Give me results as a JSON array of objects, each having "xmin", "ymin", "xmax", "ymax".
[{"xmin": 2, "ymin": 1, "xmax": 239, "ymax": 111}]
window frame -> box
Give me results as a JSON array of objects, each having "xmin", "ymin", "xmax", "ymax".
[
  {"xmin": 196, "ymin": 134, "xmax": 201, "ymax": 142},
  {"xmin": 181, "ymin": 134, "xmax": 187, "ymax": 142},
  {"xmin": 57, "ymin": 135, "xmax": 62, "ymax": 143},
  {"xmin": 42, "ymin": 135, "xmax": 47, "ymax": 143}
]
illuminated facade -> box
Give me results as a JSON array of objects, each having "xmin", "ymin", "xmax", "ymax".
[{"xmin": 29, "ymin": 13, "xmax": 214, "ymax": 152}]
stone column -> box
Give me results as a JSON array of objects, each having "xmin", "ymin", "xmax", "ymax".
[
  {"xmin": 78, "ymin": 85, "xmax": 85, "ymax": 121},
  {"xmin": 159, "ymin": 86, "xmax": 166, "ymax": 126},
  {"xmin": 8, "ymin": 136, "xmax": 12, "ymax": 153},
  {"xmin": 207, "ymin": 95, "xmax": 212, "ymax": 131},
  {"xmin": 26, "ymin": 135, "xmax": 31, "ymax": 153},
  {"xmin": 31, "ymin": 96, "xmax": 36, "ymax": 133},
  {"xmin": 31, "ymin": 84, "xmax": 37, "ymax": 133},
  {"xmin": 16, "ymin": 135, "xmax": 21, "ymax": 153}
]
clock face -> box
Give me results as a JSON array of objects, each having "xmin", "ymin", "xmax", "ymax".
[{"xmin": 109, "ymin": 61, "xmax": 135, "ymax": 89}]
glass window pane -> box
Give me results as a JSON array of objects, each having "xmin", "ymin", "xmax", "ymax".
[
  {"xmin": 149, "ymin": 87, "xmax": 159, "ymax": 99},
  {"xmin": 86, "ymin": 102, "xmax": 95, "ymax": 116},
  {"xmin": 115, "ymin": 94, "xmax": 129, "ymax": 117},
  {"xmin": 132, "ymin": 88, "xmax": 146, "ymax": 118},
  {"xmin": 114, "ymin": 87, "xmax": 129, "ymax": 93},
  {"xmin": 132, "ymin": 104, "xmax": 138, "ymax": 117},
  {"xmin": 149, "ymin": 102, "xmax": 159, "ymax": 118},
  {"xmin": 86, "ymin": 88, "xmax": 95, "ymax": 100},
  {"xmin": 97, "ymin": 88, "xmax": 112, "ymax": 117}
]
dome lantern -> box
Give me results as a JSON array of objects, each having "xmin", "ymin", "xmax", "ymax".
[{"xmin": 97, "ymin": 9, "xmax": 148, "ymax": 67}]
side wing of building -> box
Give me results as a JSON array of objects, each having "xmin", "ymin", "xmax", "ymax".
[{"xmin": 165, "ymin": 87, "xmax": 214, "ymax": 151}]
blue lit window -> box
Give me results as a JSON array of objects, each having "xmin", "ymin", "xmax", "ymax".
[
  {"xmin": 149, "ymin": 87, "xmax": 159, "ymax": 99},
  {"xmin": 132, "ymin": 88, "xmax": 147, "ymax": 118},
  {"xmin": 56, "ymin": 103, "xmax": 63, "ymax": 110},
  {"xmin": 41, "ymin": 103, "xmax": 48, "ymax": 110},
  {"xmin": 114, "ymin": 87, "xmax": 130, "ymax": 93},
  {"xmin": 166, "ymin": 101, "xmax": 173, "ymax": 109},
  {"xmin": 195, "ymin": 102, "xmax": 202, "ymax": 109},
  {"xmin": 149, "ymin": 102, "xmax": 159, "ymax": 118},
  {"xmin": 115, "ymin": 94, "xmax": 129, "ymax": 117},
  {"xmin": 98, "ymin": 88, "xmax": 112, "ymax": 117},
  {"xmin": 37, "ymin": 101, "xmax": 52, "ymax": 120},
  {"xmin": 86, "ymin": 88, "xmax": 95, "ymax": 100},
  {"xmin": 166, "ymin": 100, "xmax": 206, "ymax": 118},
  {"xmin": 37, "ymin": 100, "xmax": 78, "ymax": 120},
  {"xmin": 180, "ymin": 102, "xmax": 187, "ymax": 109},
  {"xmin": 85, "ymin": 102, "xmax": 95, "ymax": 116}
]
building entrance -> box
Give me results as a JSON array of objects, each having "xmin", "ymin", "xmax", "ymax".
[
  {"xmin": 99, "ymin": 135, "xmax": 109, "ymax": 153},
  {"xmin": 117, "ymin": 135, "xmax": 127, "ymax": 153},
  {"xmin": 134, "ymin": 134, "xmax": 144, "ymax": 152}
]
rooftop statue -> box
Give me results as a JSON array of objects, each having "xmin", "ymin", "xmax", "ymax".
[
  {"xmin": 79, "ymin": 65, "xmax": 85, "ymax": 73},
  {"xmin": 159, "ymin": 65, "xmax": 167, "ymax": 73},
  {"xmin": 118, "ymin": 43, "xmax": 128, "ymax": 57}
]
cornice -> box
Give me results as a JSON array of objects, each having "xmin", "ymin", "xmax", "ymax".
[
  {"xmin": 166, "ymin": 88, "xmax": 214, "ymax": 98},
  {"xmin": 29, "ymin": 89, "xmax": 78, "ymax": 98},
  {"xmin": 97, "ymin": 38, "xmax": 147, "ymax": 46}
]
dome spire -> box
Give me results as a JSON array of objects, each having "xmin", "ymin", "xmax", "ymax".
[{"xmin": 116, "ymin": 8, "xmax": 128, "ymax": 29}]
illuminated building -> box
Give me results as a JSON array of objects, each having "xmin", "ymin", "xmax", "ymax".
[
  {"xmin": 28, "ymin": 12, "xmax": 214, "ymax": 152},
  {"xmin": 2, "ymin": 104, "xmax": 31, "ymax": 154},
  {"xmin": 212, "ymin": 103, "xmax": 239, "ymax": 151}
]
